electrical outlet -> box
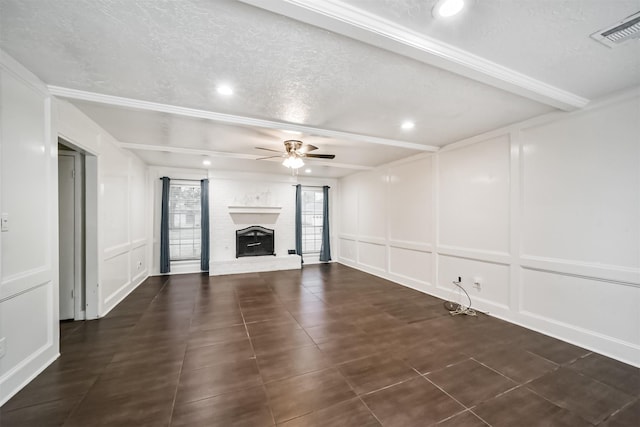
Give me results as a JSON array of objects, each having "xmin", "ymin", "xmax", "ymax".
[
  {"xmin": 0, "ymin": 337, "xmax": 6, "ymax": 359},
  {"xmin": 1, "ymin": 213, "xmax": 8, "ymax": 232}
]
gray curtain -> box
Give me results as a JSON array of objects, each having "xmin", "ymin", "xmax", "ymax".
[
  {"xmin": 295, "ymin": 184, "xmax": 303, "ymax": 264},
  {"xmin": 200, "ymin": 179, "xmax": 210, "ymax": 272},
  {"xmin": 160, "ymin": 177, "xmax": 171, "ymax": 274},
  {"xmin": 320, "ymin": 185, "xmax": 332, "ymax": 262}
]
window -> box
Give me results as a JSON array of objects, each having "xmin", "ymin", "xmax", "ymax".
[
  {"xmin": 169, "ymin": 184, "xmax": 201, "ymax": 260},
  {"xmin": 301, "ymin": 188, "xmax": 324, "ymax": 253}
]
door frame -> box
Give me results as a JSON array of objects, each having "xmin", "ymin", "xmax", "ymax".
[
  {"xmin": 58, "ymin": 150, "xmax": 83, "ymax": 320},
  {"xmin": 58, "ymin": 138, "xmax": 99, "ymax": 320}
]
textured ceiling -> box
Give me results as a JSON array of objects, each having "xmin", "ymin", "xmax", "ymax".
[
  {"xmin": 1, "ymin": 0, "xmax": 632, "ymax": 177},
  {"xmin": 342, "ymin": 0, "xmax": 640, "ymax": 99}
]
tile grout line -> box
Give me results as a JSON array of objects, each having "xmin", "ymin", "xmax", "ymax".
[
  {"xmin": 420, "ymin": 371, "xmax": 471, "ymax": 413},
  {"xmin": 166, "ymin": 276, "xmax": 197, "ymax": 426},
  {"xmin": 237, "ymin": 274, "xmax": 278, "ymax": 427}
]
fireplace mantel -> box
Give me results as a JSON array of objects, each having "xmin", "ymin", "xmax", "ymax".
[
  {"xmin": 228, "ymin": 205, "xmax": 282, "ymax": 214},
  {"xmin": 228, "ymin": 206, "xmax": 282, "ymax": 225}
]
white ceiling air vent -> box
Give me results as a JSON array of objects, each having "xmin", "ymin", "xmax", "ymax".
[{"xmin": 591, "ymin": 11, "xmax": 640, "ymax": 48}]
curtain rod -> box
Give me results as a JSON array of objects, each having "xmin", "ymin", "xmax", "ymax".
[
  {"xmin": 292, "ymin": 185, "xmax": 330, "ymax": 189},
  {"xmin": 159, "ymin": 178, "xmax": 206, "ymax": 182}
]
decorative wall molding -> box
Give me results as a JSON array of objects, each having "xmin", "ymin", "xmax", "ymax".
[
  {"xmin": 357, "ymin": 235, "xmax": 387, "ymax": 246},
  {"xmin": 437, "ymin": 245, "xmax": 511, "ymax": 265},
  {"xmin": 388, "ymin": 239, "xmax": 432, "ymax": 253},
  {"xmin": 520, "ymin": 256, "xmax": 640, "ymax": 287},
  {"xmin": 48, "ymin": 86, "xmax": 437, "ymax": 152},
  {"xmin": 241, "ymin": 0, "xmax": 589, "ymax": 111},
  {"xmin": 131, "ymin": 238, "xmax": 147, "ymax": 249},
  {"xmin": 337, "ymin": 233, "xmax": 357, "ymax": 241},
  {"xmin": 103, "ymin": 242, "xmax": 131, "ymax": 261},
  {"xmin": 0, "ymin": 268, "xmax": 51, "ymax": 301}
]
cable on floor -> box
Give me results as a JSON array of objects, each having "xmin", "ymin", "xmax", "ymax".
[{"xmin": 444, "ymin": 279, "xmax": 477, "ymax": 316}]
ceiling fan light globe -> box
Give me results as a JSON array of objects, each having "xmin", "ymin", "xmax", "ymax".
[
  {"xmin": 290, "ymin": 157, "xmax": 304, "ymax": 169},
  {"xmin": 282, "ymin": 156, "xmax": 304, "ymax": 169}
]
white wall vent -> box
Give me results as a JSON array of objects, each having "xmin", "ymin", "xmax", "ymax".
[{"xmin": 591, "ymin": 11, "xmax": 640, "ymax": 48}]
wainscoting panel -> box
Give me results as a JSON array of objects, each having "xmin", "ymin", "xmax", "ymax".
[
  {"xmin": 0, "ymin": 282, "xmax": 54, "ymax": 402},
  {"xmin": 1, "ymin": 68, "xmax": 50, "ymax": 278},
  {"xmin": 338, "ymin": 237, "xmax": 357, "ymax": 263},
  {"xmin": 130, "ymin": 164, "xmax": 147, "ymax": 242},
  {"xmin": 102, "ymin": 173, "xmax": 129, "ymax": 249},
  {"xmin": 102, "ymin": 252, "xmax": 129, "ymax": 309},
  {"xmin": 339, "ymin": 175, "xmax": 359, "ymax": 235},
  {"xmin": 389, "ymin": 246, "xmax": 431, "ymax": 285},
  {"xmin": 357, "ymin": 170, "xmax": 387, "ymax": 240},
  {"xmin": 130, "ymin": 243, "xmax": 147, "ymax": 282},
  {"xmin": 438, "ymin": 135, "xmax": 510, "ymax": 253},
  {"xmin": 521, "ymin": 97, "xmax": 640, "ymax": 269},
  {"xmin": 521, "ymin": 268, "xmax": 640, "ymax": 345},
  {"xmin": 437, "ymin": 254, "xmax": 510, "ymax": 309},
  {"xmin": 388, "ymin": 157, "xmax": 433, "ymax": 244},
  {"xmin": 357, "ymin": 241, "xmax": 386, "ymax": 272}
]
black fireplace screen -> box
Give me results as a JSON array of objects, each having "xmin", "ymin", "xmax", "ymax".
[{"xmin": 236, "ymin": 226, "xmax": 275, "ymax": 258}]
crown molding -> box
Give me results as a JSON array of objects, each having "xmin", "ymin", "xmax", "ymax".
[
  {"xmin": 47, "ymin": 86, "xmax": 436, "ymax": 152},
  {"xmin": 119, "ymin": 142, "xmax": 373, "ymax": 171},
  {"xmin": 1, "ymin": 48, "xmax": 49, "ymax": 94},
  {"xmin": 241, "ymin": 0, "xmax": 590, "ymax": 111}
]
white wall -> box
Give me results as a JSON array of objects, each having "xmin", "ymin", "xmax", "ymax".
[
  {"xmin": 340, "ymin": 156, "xmax": 435, "ymax": 291},
  {"xmin": 338, "ymin": 90, "xmax": 640, "ymax": 366},
  {"xmin": 210, "ymin": 171, "xmax": 338, "ymax": 272},
  {"xmin": 56, "ymin": 100, "xmax": 150, "ymax": 317},
  {"xmin": 0, "ymin": 52, "xmax": 59, "ymax": 406}
]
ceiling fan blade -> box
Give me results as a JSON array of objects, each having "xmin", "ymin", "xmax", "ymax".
[
  {"xmin": 299, "ymin": 144, "xmax": 318, "ymax": 153},
  {"xmin": 256, "ymin": 155, "xmax": 282, "ymax": 160},
  {"xmin": 305, "ymin": 153, "xmax": 336, "ymax": 159},
  {"xmin": 255, "ymin": 147, "xmax": 282, "ymax": 153}
]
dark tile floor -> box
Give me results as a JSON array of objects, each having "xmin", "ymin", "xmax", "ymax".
[{"xmin": 1, "ymin": 264, "xmax": 638, "ymax": 426}]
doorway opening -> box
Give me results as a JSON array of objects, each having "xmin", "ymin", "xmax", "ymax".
[{"xmin": 57, "ymin": 138, "xmax": 98, "ymax": 322}]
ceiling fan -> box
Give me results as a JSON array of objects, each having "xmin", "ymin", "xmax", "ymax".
[{"xmin": 255, "ymin": 140, "xmax": 336, "ymax": 169}]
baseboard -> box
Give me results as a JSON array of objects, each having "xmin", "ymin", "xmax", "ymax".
[
  {"xmin": 100, "ymin": 271, "xmax": 149, "ymax": 317},
  {"xmin": 0, "ymin": 345, "xmax": 59, "ymax": 407}
]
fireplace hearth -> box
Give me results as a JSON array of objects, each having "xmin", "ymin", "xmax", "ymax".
[{"xmin": 236, "ymin": 226, "xmax": 275, "ymax": 258}]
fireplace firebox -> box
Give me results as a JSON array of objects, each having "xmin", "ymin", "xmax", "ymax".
[{"xmin": 236, "ymin": 226, "xmax": 275, "ymax": 258}]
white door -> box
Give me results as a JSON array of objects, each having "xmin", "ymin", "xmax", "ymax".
[{"xmin": 58, "ymin": 155, "xmax": 75, "ymax": 320}]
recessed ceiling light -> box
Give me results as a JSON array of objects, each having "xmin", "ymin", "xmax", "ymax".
[
  {"xmin": 216, "ymin": 85, "xmax": 233, "ymax": 96},
  {"xmin": 433, "ymin": 0, "xmax": 465, "ymax": 18},
  {"xmin": 305, "ymin": 169, "xmax": 312, "ymax": 174},
  {"xmin": 401, "ymin": 120, "xmax": 415, "ymax": 130},
  {"xmin": 202, "ymin": 159, "xmax": 211, "ymax": 166}
]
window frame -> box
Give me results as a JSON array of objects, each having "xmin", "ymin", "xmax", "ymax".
[
  {"xmin": 168, "ymin": 182, "xmax": 202, "ymax": 262},
  {"xmin": 300, "ymin": 187, "xmax": 324, "ymax": 254}
]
